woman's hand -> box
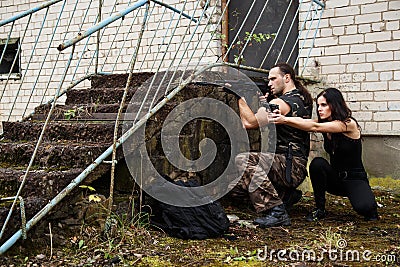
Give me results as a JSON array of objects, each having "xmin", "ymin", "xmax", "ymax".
[{"xmin": 269, "ymin": 109, "xmax": 286, "ymax": 124}]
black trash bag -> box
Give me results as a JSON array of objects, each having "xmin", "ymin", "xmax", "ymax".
[{"xmin": 147, "ymin": 177, "xmax": 230, "ymax": 240}]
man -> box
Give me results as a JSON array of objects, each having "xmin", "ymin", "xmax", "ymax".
[{"xmin": 231, "ymin": 62, "xmax": 313, "ymax": 228}]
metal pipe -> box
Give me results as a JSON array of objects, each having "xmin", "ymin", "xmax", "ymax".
[
  {"xmin": 0, "ymin": 0, "xmax": 62, "ymax": 26},
  {"xmin": 150, "ymin": 0, "xmax": 197, "ymax": 22},
  {"xmin": 108, "ymin": 1, "xmax": 150, "ymax": 218},
  {"xmin": 95, "ymin": 0, "xmax": 103, "ymax": 74},
  {"xmin": 57, "ymin": 0, "xmax": 147, "ymax": 51},
  {"xmin": 0, "ymin": 62, "xmax": 221, "ymax": 255},
  {"xmin": 221, "ymin": 0, "xmax": 229, "ymax": 62},
  {"xmin": 312, "ymin": 0, "xmax": 325, "ymax": 8}
]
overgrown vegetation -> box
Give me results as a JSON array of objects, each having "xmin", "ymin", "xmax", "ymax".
[{"xmin": 1, "ymin": 185, "xmax": 399, "ymax": 266}]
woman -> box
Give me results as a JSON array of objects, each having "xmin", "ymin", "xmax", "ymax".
[{"xmin": 270, "ymin": 87, "xmax": 378, "ymax": 221}]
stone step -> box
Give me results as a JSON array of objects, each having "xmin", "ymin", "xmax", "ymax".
[
  {"xmin": 0, "ymin": 167, "xmax": 83, "ymax": 198},
  {"xmin": 65, "ymin": 87, "xmax": 139, "ymax": 105},
  {"xmin": 0, "ymin": 141, "xmax": 111, "ymax": 168},
  {"xmin": 0, "ymin": 195, "xmax": 48, "ymax": 243},
  {"xmin": 90, "ymin": 72, "xmax": 154, "ymax": 89},
  {"xmin": 2, "ymin": 121, "xmax": 121, "ymax": 142},
  {"xmin": 0, "ymin": 165, "xmax": 111, "ymax": 198}
]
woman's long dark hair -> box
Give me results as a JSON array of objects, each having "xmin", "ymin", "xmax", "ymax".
[
  {"xmin": 316, "ymin": 87, "xmax": 352, "ymax": 123},
  {"xmin": 272, "ymin": 62, "xmax": 313, "ymax": 106}
]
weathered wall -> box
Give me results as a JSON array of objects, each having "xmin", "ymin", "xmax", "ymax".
[{"xmin": 299, "ymin": 0, "xmax": 400, "ymax": 179}]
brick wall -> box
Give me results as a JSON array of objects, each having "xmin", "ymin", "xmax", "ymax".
[{"xmin": 300, "ymin": 0, "xmax": 400, "ymax": 135}]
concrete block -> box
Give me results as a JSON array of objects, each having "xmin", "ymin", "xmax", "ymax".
[
  {"xmin": 340, "ymin": 54, "xmax": 366, "ymax": 64},
  {"xmin": 361, "ymin": 81, "xmax": 388, "ymax": 92},
  {"xmin": 389, "ymin": 1, "xmax": 400, "ymax": 10},
  {"xmin": 325, "ymin": 45, "xmax": 349, "ymax": 55},
  {"xmin": 353, "ymin": 73, "xmax": 366, "ymax": 82},
  {"xmin": 352, "ymin": 111, "xmax": 373, "ymax": 121},
  {"xmin": 373, "ymin": 111, "xmax": 400, "ymax": 121},
  {"xmin": 361, "ymin": 2, "xmax": 388, "ymax": 14},
  {"xmin": 375, "ymin": 91, "xmax": 400, "ymax": 101},
  {"xmin": 346, "ymin": 63, "xmax": 372, "ymax": 73},
  {"xmin": 330, "ymin": 16, "xmax": 355, "ymax": 27},
  {"xmin": 372, "ymin": 22, "xmax": 386, "ymax": 32},
  {"xmin": 315, "ymin": 36, "xmax": 339, "ymax": 47},
  {"xmin": 338, "ymin": 82, "xmax": 361, "ymax": 92},
  {"xmin": 383, "ymin": 10, "xmax": 400, "ymax": 21},
  {"xmin": 365, "ymin": 31, "xmax": 392, "ymax": 43},
  {"xmin": 380, "ymin": 72, "xmax": 393, "ymax": 81},
  {"xmin": 350, "ymin": 43, "xmax": 377, "ymax": 53},
  {"xmin": 386, "ymin": 21, "xmax": 400, "ymax": 31},
  {"xmin": 377, "ymin": 41, "xmax": 400, "ymax": 51},
  {"xmin": 339, "ymin": 34, "xmax": 364, "ymax": 44},
  {"xmin": 367, "ymin": 51, "xmax": 394, "ymax": 62},
  {"xmin": 362, "ymin": 101, "xmax": 388, "ymax": 111},
  {"xmin": 388, "ymin": 101, "xmax": 400, "ymax": 111},
  {"xmin": 394, "ymin": 71, "xmax": 400, "ymax": 80},
  {"xmin": 321, "ymin": 64, "xmax": 346, "ymax": 74},
  {"xmin": 351, "ymin": 0, "xmax": 376, "ymax": 4},
  {"xmin": 347, "ymin": 92, "xmax": 374, "ymax": 101},
  {"xmin": 374, "ymin": 61, "xmax": 400, "ymax": 72},
  {"xmin": 335, "ymin": 6, "xmax": 360, "ymax": 17},
  {"xmin": 345, "ymin": 25, "xmax": 358, "ymax": 34},
  {"xmin": 327, "ymin": 0, "xmax": 350, "ymax": 8},
  {"xmin": 358, "ymin": 24, "xmax": 372, "ymax": 33},
  {"xmin": 389, "ymin": 81, "xmax": 400, "ymax": 91},
  {"xmin": 378, "ymin": 122, "xmax": 392, "ymax": 131},
  {"xmin": 364, "ymin": 121, "xmax": 378, "ymax": 132},
  {"xmin": 319, "ymin": 55, "xmax": 340, "ymax": 65},
  {"xmin": 355, "ymin": 13, "xmax": 381, "ymax": 24}
]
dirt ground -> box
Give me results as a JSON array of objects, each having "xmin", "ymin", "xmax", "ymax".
[{"xmin": 1, "ymin": 186, "xmax": 399, "ymax": 267}]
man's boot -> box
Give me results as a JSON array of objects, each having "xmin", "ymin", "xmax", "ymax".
[
  {"xmin": 283, "ymin": 189, "xmax": 302, "ymax": 211},
  {"xmin": 253, "ymin": 204, "xmax": 291, "ymax": 228}
]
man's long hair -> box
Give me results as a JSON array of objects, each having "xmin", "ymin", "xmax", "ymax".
[{"xmin": 272, "ymin": 62, "xmax": 313, "ymax": 106}]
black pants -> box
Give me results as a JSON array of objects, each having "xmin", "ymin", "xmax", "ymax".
[{"xmin": 309, "ymin": 157, "xmax": 378, "ymax": 219}]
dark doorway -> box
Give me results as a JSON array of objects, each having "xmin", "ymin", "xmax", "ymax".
[{"xmin": 227, "ymin": 0, "xmax": 299, "ymax": 72}]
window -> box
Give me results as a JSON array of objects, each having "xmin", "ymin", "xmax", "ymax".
[{"xmin": 0, "ymin": 38, "xmax": 21, "ymax": 80}]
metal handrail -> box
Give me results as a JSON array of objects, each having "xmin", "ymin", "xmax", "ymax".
[
  {"xmin": 0, "ymin": 0, "xmax": 62, "ymax": 27},
  {"xmin": 57, "ymin": 0, "xmax": 197, "ymax": 51}
]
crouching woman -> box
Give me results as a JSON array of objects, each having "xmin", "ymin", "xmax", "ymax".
[{"xmin": 270, "ymin": 87, "xmax": 378, "ymax": 221}]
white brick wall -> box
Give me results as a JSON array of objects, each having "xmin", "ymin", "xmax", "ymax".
[{"xmin": 300, "ymin": 0, "xmax": 400, "ymax": 134}]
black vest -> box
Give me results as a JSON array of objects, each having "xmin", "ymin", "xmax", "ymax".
[{"xmin": 275, "ymin": 89, "xmax": 312, "ymax": 159}]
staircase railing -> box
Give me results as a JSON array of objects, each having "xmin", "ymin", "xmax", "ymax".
[{"xmin": 0, "ymin": 0, "xmax": 325, "ymax": 254}]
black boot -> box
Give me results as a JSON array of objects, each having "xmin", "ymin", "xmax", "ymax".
[
  {"xmin": 254, "ymin": 204, "xmax": 291, "ymax": 228},
  {"xmin": 283, "ymin": 189, "xmax": 302, "ymax": 210},
  {"xmin": 306, "ymin": 208, "xmax": 326, "ymax": 222}
]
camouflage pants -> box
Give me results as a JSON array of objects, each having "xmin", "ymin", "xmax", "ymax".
[{"xmin": 229, "ymin": 152, "xmax": 308, "ymax": 213}]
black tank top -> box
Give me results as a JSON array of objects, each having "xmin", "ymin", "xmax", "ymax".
[
  {"xmin": 323, "ymin": 132, "xmax": 365, "ymax": 172},
  {"xmin": 275, "ymin": 89, "xmax": 312, "ymax": 159}
]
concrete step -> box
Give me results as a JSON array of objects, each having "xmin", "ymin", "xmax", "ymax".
[
  {"xmin": 0, "ymin": 141, "xmax": 111, "ymax": 168},
  {"xmin": 90, "ymin": 72, "xmax": 154, "ymax": 89},
  {"xmin": 0, "ymin": 195, "xmax": 48, "ymax": 243},
  {"xmin": 65, "ymin": 87, "xmax": 139, "ymax": 105},
  {"xmin": 0, "ymin": 167, "xmax": 83, "ymax": 198},
  {"xmin": 2, "ymin": 121, "xmax": 121, "ymax": 142}
]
